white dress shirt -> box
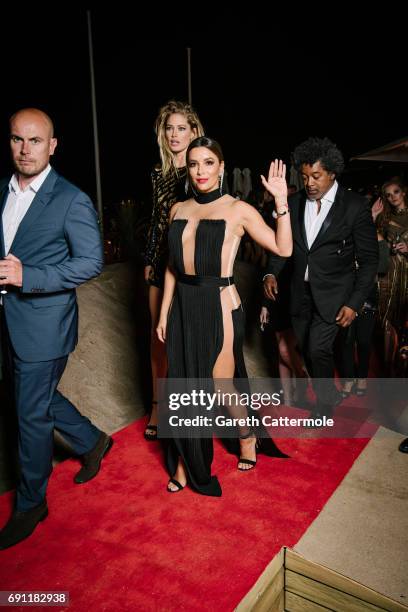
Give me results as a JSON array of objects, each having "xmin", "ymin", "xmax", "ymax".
[
  {"xmin": 304, "ymin": 180, "xmax": 338, "ymax": 281},
  {"xmin": 2, "ymin": 164, "xmax": 52, "ymax": 256}
]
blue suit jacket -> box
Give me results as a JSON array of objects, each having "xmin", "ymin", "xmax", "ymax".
[{"xmin": 0, "ymin": 168, "xmax": 104, "ymax": 362}]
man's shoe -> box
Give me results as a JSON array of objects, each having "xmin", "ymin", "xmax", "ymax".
[
  {"xmin": 74, "ymin": 432, "xmax": 113, "ymax": 484},
  {"xmin": 398, "ymin": 438, "xmax": 408, "ymax": 453},
  {"xmin": 304, "ymin": 403, "xmax": 334, "ymax": 428},
  {"xmin": 0, "ymin": 501, "xmax": 48, "ymax": 550}
]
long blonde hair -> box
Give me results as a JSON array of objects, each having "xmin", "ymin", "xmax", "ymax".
[
  {"xmin": 154, "ymin": 100, "xmax": 204, "ymax": 177},
  {"xmin": 377, "ymin": 176, "xmax": 408, "ymax": 234}
]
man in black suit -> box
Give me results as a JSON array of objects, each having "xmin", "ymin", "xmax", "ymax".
[{"xmin": 264, "ymin": 137, "xmax": 378, "ymax": 416}]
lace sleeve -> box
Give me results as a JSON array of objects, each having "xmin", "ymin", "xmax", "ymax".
[{"xmin": 144, "ymin": 170, "xmax": 160, "ymax": 266}]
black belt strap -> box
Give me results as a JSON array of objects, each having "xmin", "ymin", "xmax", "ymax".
[{"xmin": 178, "ymin": 273, "xmax": 234, "ymax": 287}]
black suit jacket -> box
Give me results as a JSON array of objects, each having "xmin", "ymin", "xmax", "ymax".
[{"xmin": 265, "ymin": 186, "xmax": 379, "ymax": 323}]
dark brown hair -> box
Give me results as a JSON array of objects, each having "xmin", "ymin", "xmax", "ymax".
[{"xmin": 187, "ymin": 136, "xmax": 224, "ymax": 163}]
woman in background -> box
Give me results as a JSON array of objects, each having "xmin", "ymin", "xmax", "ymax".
[
  {"xmin": 144, "ymin": 101, "xmax": 204, "ymax": 440},
  {"xmin": 372, "ymin": 177, "xmax": 408, "ymax": 373},
  {"xmin": 339, "ymin": 233, "xmax": 389, "ymax": 396},
  {"xmin": 261, "ymin": 255, "xmax": 307, "ymax": 406}
]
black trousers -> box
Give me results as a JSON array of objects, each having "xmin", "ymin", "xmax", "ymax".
[
  {"xmin": 292, "ymin": 283, "xmax": 340, "ymax": 407},
  {"xmin": 339, "ymin": 310, "xmax": 376, "ymax": 380}
]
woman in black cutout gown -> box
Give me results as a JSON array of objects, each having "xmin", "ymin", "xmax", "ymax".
[{"xmin": 157, "ymin": 137, "xmax": 292, "ymax": 496}]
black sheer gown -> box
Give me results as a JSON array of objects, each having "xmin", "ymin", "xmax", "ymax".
[{"xmin": 165, "ymin": 195, "xmax": 288, "ymax": 496}]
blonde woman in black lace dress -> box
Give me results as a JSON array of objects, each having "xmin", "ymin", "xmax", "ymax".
[{"xmin": 144, "ymin": 101, "xmax": 204, "ymax": 440}]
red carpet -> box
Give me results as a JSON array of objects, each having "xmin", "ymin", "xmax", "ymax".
[{"xmin": 0, "ymin": 419, "xmax": 370, "ymax": 611}]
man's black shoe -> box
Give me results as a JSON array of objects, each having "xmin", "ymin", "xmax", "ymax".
[
  {"xmin": 398, "ymin": 438, "xmax": 408, "ymax": 453},
  {"xmin": 313, "ymin": 392, "xmax": 342, "ymax": 417},
  {"xmin": 304, "ymin": 402, "xmax": 335, "ymax": 428},
  {"xmin": 74, "ymin": 432, "xmax": 113, "ymax": 484},
  {"xmin": 0, "ymin": 501, "xmax": 48, "ymax": 550}
]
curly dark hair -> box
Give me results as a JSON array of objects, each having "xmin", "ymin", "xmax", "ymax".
[{"xmin": 293, "ymin": 137, "xmax": 345, "ymax": 176}]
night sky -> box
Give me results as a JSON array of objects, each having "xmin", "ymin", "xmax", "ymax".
[{"xmin": 1, "ymin": 10, "xmax": 406, "ymax": 206}]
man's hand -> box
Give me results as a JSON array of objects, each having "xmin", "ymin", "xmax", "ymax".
[
  {"xmin": 0, "ymin": 254, "xmax": 23, "ymax": 287},
  {"xmin": 263, "ymin": 274, "xmax": 278, "ymax": 301},
  {"xmin": 336, "ymin": 305, "xmax": 357, "ymax": 327}
]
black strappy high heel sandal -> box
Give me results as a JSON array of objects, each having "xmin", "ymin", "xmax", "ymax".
[
  {"xmin": 237, "ymin": 430, "xmax": 257, "ymax": 471},
  {"xmin": 341, "ymin": 379, "xmax": 356, "ymax": 398},
  {"xmin": 167, "ymin": 478, "xmax": 186, "ymax": 493},
  {"xmin": 144, "ymin": 401, "xmax": 158, "ymax": 441}
]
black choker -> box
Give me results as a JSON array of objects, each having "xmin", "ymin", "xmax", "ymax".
[{"xmin": 194, "ymin": 188, "xmax": 222, "ymax": 205}]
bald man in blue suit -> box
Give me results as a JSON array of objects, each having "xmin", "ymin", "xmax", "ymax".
[{"xmin": 0, "ymin": 108, "xmax": 112, "ymax": 549}]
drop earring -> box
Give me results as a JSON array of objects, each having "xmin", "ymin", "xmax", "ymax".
[{"xmin": 219, "ymin": 170, "xmax": 224, "ymax": 195}]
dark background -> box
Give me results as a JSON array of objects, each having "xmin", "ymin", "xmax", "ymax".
[{"xmin": 1, "ymin": 10, "xmax": 406, "ymax": 206}]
